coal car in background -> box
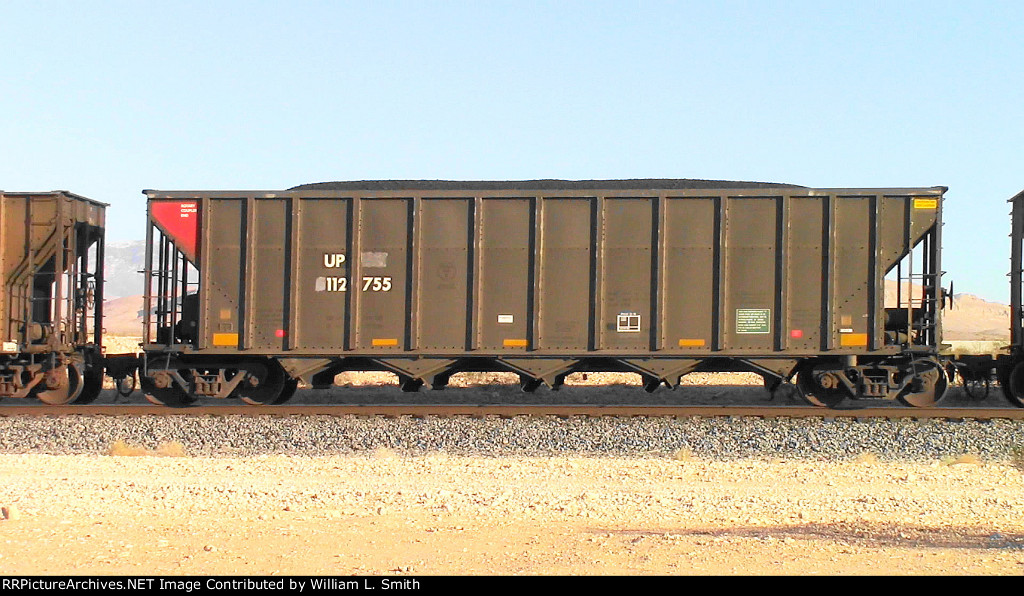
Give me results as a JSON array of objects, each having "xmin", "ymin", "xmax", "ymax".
[
  {"xmin": 0, "ymin": 191, "xmax": 108, "ymax": 404},
  {"xmin": 993, "ymin": 189, "xmax": 1024, "ymax": 405}
]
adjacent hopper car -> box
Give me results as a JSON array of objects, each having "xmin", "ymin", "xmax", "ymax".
[
  {"xmin": 0, "ymin": 191, "xmax": 107, "ymax": 404},
  {"xmin": 996, "ymin": 189, "xmax": 1024, "ymax": 405},
  {"xmin": 7, "ymin": 179, "xmax": 1022, "ymax": 409}
]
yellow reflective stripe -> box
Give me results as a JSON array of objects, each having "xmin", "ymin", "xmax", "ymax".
[
  {"xmin": 839, "ymin": 333, "xmax": 869, "ymax": 347},
  {"xmin": 211, "ymin": 333, "xmax": 238, "ymax": 346}
]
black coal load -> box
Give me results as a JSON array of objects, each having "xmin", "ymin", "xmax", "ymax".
[{"xmin": 289, "ymin": 179, "xmax": 804, "ymax": 192}]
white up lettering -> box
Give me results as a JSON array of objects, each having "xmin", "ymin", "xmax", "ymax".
[{"xmin": 323, "ymin": 253, "xmax": 347, "ymax": 268}]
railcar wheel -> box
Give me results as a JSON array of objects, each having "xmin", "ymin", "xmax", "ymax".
[
  {"xmin": 961, "ymin": 368, "xmax": 991, "ymax": 400},
  {"xmin": 1003, "ymin": 361, "xmax": 1024, "ymax": 408},
  {"xmin": 999, "ymin": 363, "xmax": 1014, "ymax": 405},
  {"xmin": 768, "ymin": 382, "xmax": 802, "ymax": 403},
  {"xmin": 116, "ymin": 374, "xmax": 137, "ymax": 397},
  {"xmin": 36, "ymin": 364, "xmax": 84, "ymax": 405},
  {"xmin": 795, "ymin": 367, "xmax": 846, "ymax": 408},
  {"xmin": 141, "ymin": 362, "xmax": 195, "ymax": 407},
  {"xmin": 400, "ymin": 378, "xmax": 425, "ymax": 393},
  {"xmin": 276, "ymin": 378, "xmax": 299, "ymax": 404},
  {"xmin": 519, "ymin": 376, "xmax": 542, "ymax": 393},
  {"xmin": 897, "ymin": 359, "xmax": 948, "ymax": 408},
  {"xmin": 764, "ymin": 376, "xmax": 802, "ymax": 403},
  {"xmin": 74, "ymin": 369, "xmax": 105, "ymax": 404},
  {"xmin": 237, "ymin": 360, "xmax": 288, "ymax": 405},
  {"xmin": 642, "ymin": 376, "xmax": 662, "ymax": 393}
]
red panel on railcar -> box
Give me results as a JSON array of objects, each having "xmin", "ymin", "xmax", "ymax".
[{"xmin": 150, "ymin": 200, "xmax": 200, "ymax": 262}]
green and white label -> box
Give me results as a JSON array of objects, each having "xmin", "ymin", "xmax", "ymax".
[{"xmin": 736, "ymin": 309, "xmax": 771, "ymax": 334}]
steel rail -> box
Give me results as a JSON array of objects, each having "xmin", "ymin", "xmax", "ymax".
[{"xmin": 0, "ymin": 404, "xmax": 1021, "ymax": 420}]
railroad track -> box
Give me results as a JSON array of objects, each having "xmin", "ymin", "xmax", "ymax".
[{"xmin": 0, "ymin": 404, "xmax": 1022, "ymax": 420}]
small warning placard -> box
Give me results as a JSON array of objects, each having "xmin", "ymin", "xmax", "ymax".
[{"xmin": 736, "ymin": 309, "xmax": 771, "ymax": 334}]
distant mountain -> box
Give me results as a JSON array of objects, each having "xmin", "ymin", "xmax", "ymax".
[
  {"xmin": 103, "ymin": 240, "xmax": 146, "ymax": 299},
  {"xmin": 942, "ymin": 293, "xmax": 1011, "ymax": 341},
  {"xmin": 103, "ymin": 295, "xmax": 144, "ymax": 336},
  {"xmin": 884, "ymin": 279, "xmax": 1008, "ymax": 341}
]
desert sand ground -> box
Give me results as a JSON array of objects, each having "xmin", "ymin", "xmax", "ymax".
[{"xmin": 1, "ymin": 442, "xmax": 1023, "ymax": 576}]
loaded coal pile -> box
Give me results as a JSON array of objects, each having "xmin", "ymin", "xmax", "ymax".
[{"xmin": 289, "ymin": 178, "xmax": 804, "ymax": 191}]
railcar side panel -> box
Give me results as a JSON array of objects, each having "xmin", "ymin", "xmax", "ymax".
[
  {"xmin": 354, "ymin": 198, "xmax": 410, "ymax": 351},
  {"xmin": 149, "ymin": 186, "xmax": 944, "ymax": 359},
  {"xmin": 539, "ymin": 198, "xmax": 592, "ymax": 351},
  {"xmin": 599, "ymin": 197, "xmax": 652, "ymax": 351},
  {"xmin": 202, "ymin": 199, "xmax": 243, "ymax": 350},
  {"xmin": 250, "ymin": 199, "xmax": 288, "ymax": 351},
  {"xmin": 297, "ymin": 198, "xmax": 349, "ymax": 351},
  {"xmin": 478, "ymin": 199, "xmax": 531, "ymax": 351},
  {"xmin": 662, "ymin": 197, "xmax": 716, "ymax": 352},
  {"xmin": 723, "ymin": 197, "xmax": 778, "ymax": 351},
  {"xmin": 833, "ymin": 196, "xmax": 872, "ymax": 350},
  {"xmin": 416, "ymin": 198, "xmax": 471, "ymax": 350},
  {"xmin": 785, "ymin": 196, "xmax": 825, "ymax": 351}
]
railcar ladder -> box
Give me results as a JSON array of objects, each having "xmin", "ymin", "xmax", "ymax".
[
  {"xmin": 894, "ymin": 221, "xmax": 941, "ymax": 348},
  {"xmin": 146, "ymin": 227, "xmax": 198, "ymax": 347}
]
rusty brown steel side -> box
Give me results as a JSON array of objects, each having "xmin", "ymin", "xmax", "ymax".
[
  {"xmin": 0, "ymin": 191, "xmax": 107, "ymax": 402},
  {"xmin": 998, "ymin": 190, "xmax": 1024, "ymax": 406},
  {"xmin": 140, "ymin": 182, "xmax": 947, "ymax": 405}
]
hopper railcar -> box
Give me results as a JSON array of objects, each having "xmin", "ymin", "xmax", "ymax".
[
  {"xmin": 994, "ymin": 189, "xmax": 1024, "ymax": 405},
  {"xmin": 0, "ymin": 191, "xmax": 109, "ymax": 404},
  {"xmin": 940, "ymin": 189, "xmax": 1024, "ymax": 406},
  {"xmin": 138, "ymin": 180, "xmax": 949, "ymax": 408}
]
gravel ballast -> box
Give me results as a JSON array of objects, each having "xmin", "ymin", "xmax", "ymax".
[{"xmin": 1, "ymin": 414, "xmax": 1021, "ymax": 462}]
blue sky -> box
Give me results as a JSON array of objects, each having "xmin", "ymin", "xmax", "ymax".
[{"xmin": 2, "ymin": 1, "xmax": 1021, "ymax": 302}]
